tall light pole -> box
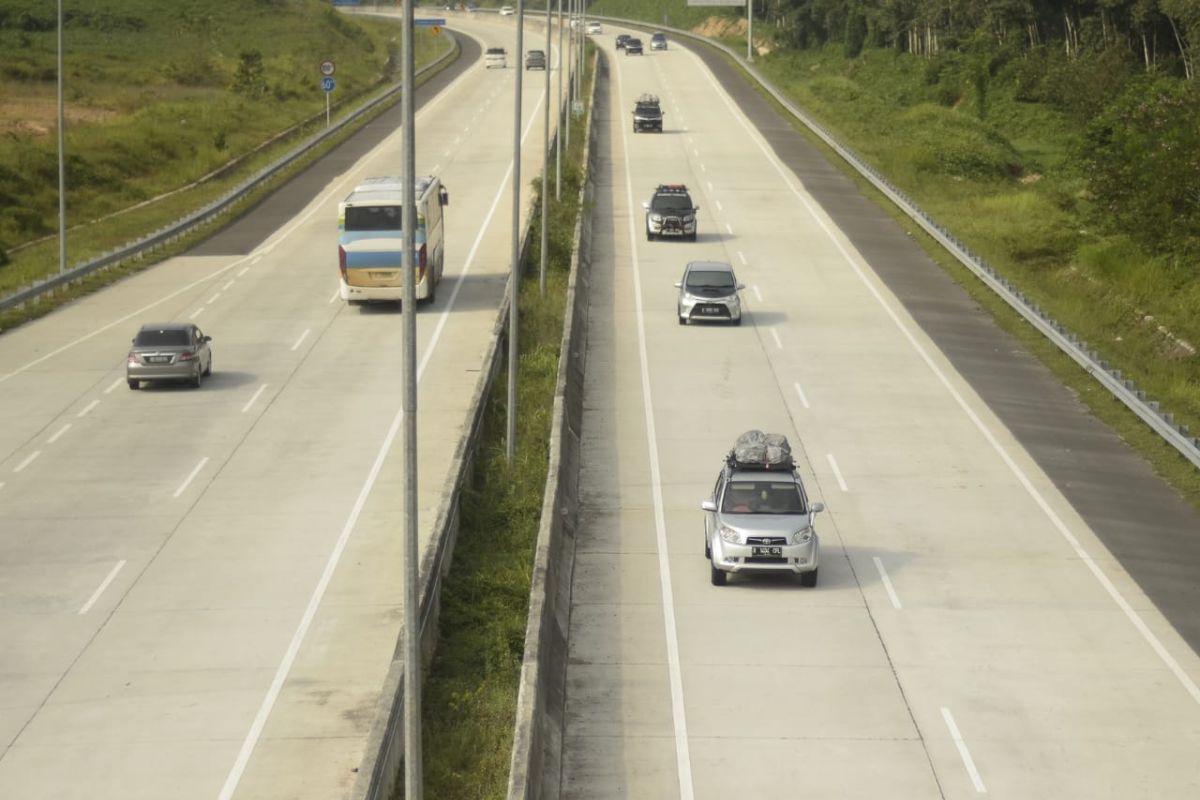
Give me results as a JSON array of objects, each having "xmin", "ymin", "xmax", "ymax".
[
  {"xmin": 400, "ymin": 0, "xmax": 422, "ymax": 798},
  {"xmin": 507, "ymin": 0, "xmax": 526, "ymax": 463},
  {"xmin": 57, "ymin": 0, "xmax": 66, "ymax": 275},
  {"xmin": 747, "ymin": 0, "xmax": 754, "ymax": 62},
  {"xmin": 555, "ymin": 0, "xmax": 563, "ymax": 200},
  {"xmin": 564, "ymin": 0, "xmax": 572, "ymax": 151},
  {"xmin": 540, "ymin": 0, "xmax": 550, "ymax": 295}
]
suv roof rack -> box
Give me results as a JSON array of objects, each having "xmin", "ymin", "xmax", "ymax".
[
  {"xmin": 655, "ymin": 184, "xmax": 690, "ymax": 193},
  {"xmin": 724, "ymin": 429, "xmax": 795, "ymax": 471}
]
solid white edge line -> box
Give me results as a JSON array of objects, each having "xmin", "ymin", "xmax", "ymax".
[
  {"xmin": 942, "ymin": 707, "xmax": 988, "ymax": 793},
  {"xmin": 873, "ymin": 556, "xmax": 902, "ymax": 610},
  {"xmin": 827, "ymin": 453, "xmax": 848, "ymax": 492},
  {"xmin": 694, "ymin": 47, "xmax": 1200, "ymax": 707},
  {"xmin": 77, "ymin": 399, "xmax": 100, "ymax": 418},
  {"xmin": 793, "ymin": 380, "xmax": 810, "ymax": 410},
  {"xmin": 13, "ymin": 451, "xmax": 41, "ymax": 473},
  {"xmin": 104, "ymin": 378, "xmax": 123, "ymax": 394},
  {"xmin": 218, "ymin": 67, "xmax": 552, "ymax": 800},
  {"xmin": 752, "ymin": 285, "xmax": 763, "ymax": 303},
  {"xmin": 290, "ymin": 329, "xmax": 311, "ymax": 352},
  {"xmin": 242, "ymin": 384, "xmax": 268, "ymax": 414},
  {"xmin": 172, "ymin": 456, "xmax": 208, "ymax": 499},
  {"xmin": 770, "ymin": 328, "xmax": 783, "ymax": 350},
  {"xmin": 614, "ymin": 51, "xmax": 696, "ymax": 800},
  {"xmin": 47, "ymin": 424, "xmax": 71, "ymax": 444},
  {"xmin": 79, "ymin": 560, "xmax": 127, "ymax": 615}
]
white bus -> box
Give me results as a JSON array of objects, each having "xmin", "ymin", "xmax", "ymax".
[{"xmin": 337, "ymin": 175, "xmax": 449, "ymax": 305}]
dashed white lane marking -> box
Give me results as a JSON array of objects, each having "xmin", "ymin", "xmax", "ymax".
[
  {"xmin": 0, "ymin": 481, "xmax": 5, "ymax": 493},
  {"xmin": 873, "ymin": 556, "xmax": 902, "ymax": 610},
  {"xmin": 79, "ymin": 560, "xmax": 127, "ymax": 615},
  {"xmin": 716, "ymin": 200, "xmax": 723, "ymax": 212},
  {"xmin": 752, "ymin": 285, "xmax": 763, "ymax": 303},
  {"xmin": 725, "ymin": 222, "xmax": 733, "ymax": 235},
  {"xmin": 827, "ymin": 453, "xmax": 849, "ymax": 492},
  {"xmin": 942, "ymin": 707, "xmax": 987, "ymax": 793},
  {"xmin": 700, "ymin": 163, "xmax": 707, "ymax": 173},
  {"xmin": 250, "ymin": 255, "xmax": 263, "ymax": 265},
  {"xmin": 693, "ymin": 148, "xmax": 699, "ymax": 158},
  {"xmin": 221, "ymin": 280, "xmax": 235, "ymax": 291},
  {"xmin": 47, "ymin": 424, "xmax": 71, "ymax": 444},
  {"xmin": 737, "ymin": 251, "xmax": 747, "ymax": 266},
  {"xmin": 237, "ymin": 266, "xmax": 250, "ymax": 277},
  {"xmin": 104, "ymin": 378, "xmax": 123, "ymax": 394},
  {"xmin": 329, "ymin": 288, "xmax": 340, "ymax": 304},
  {"xmin": 290, "ymin": 329, "xmax": 310, "ymax": 352},
  {"xmin": 13, "ymin": 451, "xmax": 41, "ymax": 473},
  {"xmin": 431, "ymin": 163, "xmax": 440, "ymax": 173},
  {"xmin": 173, "ymin": 457, "xmax": 208, "ymax": 498},
  {"xmin": 770, "ymin": 329, "xmax": 783, "ymax": 350},
  {"xmin": 77, "ymin": 399, "xmax": 100, "ymax": 418},
  {"xmin": 208, "ymin": 293, "xmax": 221, "ymax": 304},
  {"xmin": 191, "ymin": 306, "xmax": 206, "ymax": 319},
  {"xmin": 793, "ymin": 381, "xmax": 810, "ymax": 409},
  {"xmin": 706, "ymin": 181, "xmax": 713, "ymax": 192},
  {"xmin": 242, "ymin": 384, "xmax": 268, "ymax": 414}
]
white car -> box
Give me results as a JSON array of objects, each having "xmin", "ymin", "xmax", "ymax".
[
  {"xmin": 485, "ymin": 47, "xmax": 507, "ymax": 68},
  {"xmin": 586, "ymin": 21, "xmax": 602, "ymax": 35},
  {"xmin": 499, "ymin": 4, "xmax": 514, "ymax": 15}
]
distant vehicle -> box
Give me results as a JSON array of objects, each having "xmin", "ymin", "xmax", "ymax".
[
  {"xmin": 675, "ymin": 261, "xmax": 744, "ymax": 325},
  {"xmin": 632, "ymin": 93, "xmax": 664, "ymax": 133},
  {"xmin": 484, "ymin": 46, "xmax": 507, "ymax": 68},
  {"xmin": 650, "ymin": 32, "xmax": 668, "ymax": 50},
  {"xmin": 625, "ymin": 37, "xmax": 643, "ymax": 55},
  {"xmin": 525, "ymin": 49, "xmax": 547, "ymax": 70},
  {"xmin": 499, "ymin": 4, "xmax": 514, "ymax": 15},
  {"xmin": 126, "ymin": 323, "xmax": 212, "ymax": 390},
  {"xmin": 586, "ymin": 20, "xmax": 602, "ymax": 35},
  {"xmin": 338, "ymin": 176, "xmax": 449, "ymax": 305},
  {"xmin": 703, "ymin": 431, "xmax": 825, "ymax": 587},
  {"xmin": 643, "ymin": 184, "xmax": 698, "ymax": 241},
  {"xmin": 615, "ymin": 33, "xmax": 631, "ymax": 50}
]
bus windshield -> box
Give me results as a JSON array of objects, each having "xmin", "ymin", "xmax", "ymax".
[{"xmin": 345, "ymin": 205, "xmax": 402, "ymax": 232}]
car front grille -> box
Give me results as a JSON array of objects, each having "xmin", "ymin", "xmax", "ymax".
[{"xmin": 746, "ymin": 536, "xmax": 787, "ymax": 546}]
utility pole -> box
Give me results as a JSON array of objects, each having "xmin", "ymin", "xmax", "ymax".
[
  {"xmin": 507, "ymin": 0, "xmax": 526, "ymax": 462},
  {"xmin": 57, "ymin": 0, "xmax": 66, "ymax": 275},
  {"xmin": 540, "ymin": 0, "xmax": 551, "ymax": 295},
  {"xmin": 555, "ymin": 0, "xmax": 563, "ymax": 200}
]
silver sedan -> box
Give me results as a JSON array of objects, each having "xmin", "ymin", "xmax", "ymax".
[
  {"xmin": 675, "ymin": 261, "xmax": 744, "ymax": 325},
  {"xmin": 126, "ymin": 322, "xmax": 212, "ymax": 389}
]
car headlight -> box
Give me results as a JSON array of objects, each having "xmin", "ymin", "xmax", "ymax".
[
  {"xmin": 683, "ymin": 214, "xmax": 695, "ymax": 223},
  {"xmin": 718, "ymin": 525, "xmax": 741, "ymax": 544},
  {"xmin": 650, "ymin": 214, "xmax": 662, "ymax": 223},
  {"xmin": 792, "ymin": 528, "xmax": 813, "ymax": 545}
]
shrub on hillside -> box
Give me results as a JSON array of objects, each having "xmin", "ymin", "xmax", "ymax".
[
  {"xmin": 1080, "ymin": 77, "xmax": 1200, "ymax": 257},
  {"xmin": 897, "ymin": 104, "xmax": 1021, "ymax": 181}
]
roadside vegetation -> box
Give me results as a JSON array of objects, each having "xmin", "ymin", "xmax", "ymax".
[
  {"xmin": 0, "ymin": 0, "xmax": 448, "ymax": 324},
  {"xmin": 416, "ymin": 55, "xmax": 594, "ymax": 800},
  {"xmin": 591, "ymin": 0, "xmax": 1200, "ymax": 506}
]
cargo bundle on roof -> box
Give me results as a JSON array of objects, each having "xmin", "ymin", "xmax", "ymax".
[{"xmin": 725, "ymin": 429, "xmax": 794, "ymax": 471}]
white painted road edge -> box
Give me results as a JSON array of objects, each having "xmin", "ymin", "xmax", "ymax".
[
  {"xmin": 693, "ymin": 46, "xmax": 1200, "ymax": 708},
  {"xmin": 615, "ymin": 51, "xmax": 696, "ymax": 800}
]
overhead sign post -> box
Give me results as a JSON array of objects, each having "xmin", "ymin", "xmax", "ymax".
[{"xmin": 319, "ymin": 60, "xmax": 336, "ymax": 127}]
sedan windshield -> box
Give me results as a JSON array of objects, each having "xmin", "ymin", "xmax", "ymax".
[
  {"xmin": 721, "ymin": 481, "xmax": 806, "ymax": 514},
  {"xmin": 686, "ymin": 270, "xmax": 735, "ymax": 291}
]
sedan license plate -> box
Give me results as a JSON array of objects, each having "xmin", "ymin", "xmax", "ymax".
[
  {"xmin": 751, "ymin": 545, "xmax": 783, "ymax": 557},
  {"xmin": 147, "ymin": 355, "xmax": 172, "ymax": 363}
]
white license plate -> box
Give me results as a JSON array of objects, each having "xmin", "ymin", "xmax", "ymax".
[
  {"xmin": 147, "ymin": 356, "xmax": 172, "ymax": 363},
  {"xmin": 751, "ymin": 546, "xmax": 782, "ymax": 557},
  {"xmin": 700, "ymin": 307, "xmax": 721, "ymax": 315}
]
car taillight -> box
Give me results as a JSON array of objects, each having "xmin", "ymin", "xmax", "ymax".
[
  {"xmin": 178, "ymin": 351, "xmax": 195, "ymax": 362},
  {"xmin": 338, "ymin": 245, "xmax": 348, "ymax": 281}
]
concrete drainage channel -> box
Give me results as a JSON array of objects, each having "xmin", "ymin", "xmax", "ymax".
[{"xmin": 349, "ymin": 49, "xmax": 601, "ymax": 800}]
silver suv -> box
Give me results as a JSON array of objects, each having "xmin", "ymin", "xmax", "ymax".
[{"xmin": 702, "ymin": 436, "xmax": 824, "ymax": 586}]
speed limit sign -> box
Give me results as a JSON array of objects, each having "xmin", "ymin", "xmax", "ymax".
[{"xmin": 320, "ymin": 60, "xmax": 336, "ymax": 76}]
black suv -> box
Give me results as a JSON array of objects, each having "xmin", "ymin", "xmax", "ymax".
[
  {"xmin": 632, "ymin": 94, "xmax": 664, "ymax": 133},
  {"xmin": 625, "ymin": 37, "xmax": 644, "ymax": 55},
  {"xmin": 643, "ymin": 184, "xmax": 698, "ymax": 241}
]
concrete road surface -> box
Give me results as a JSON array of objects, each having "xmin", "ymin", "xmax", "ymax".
[
  {"xmin": 561, "ymin": 34, "xmax": 1200, "ymax": 799},
  {"xmin": 0, "ymin": 14, "xmax": 562, "ymax": 800}
]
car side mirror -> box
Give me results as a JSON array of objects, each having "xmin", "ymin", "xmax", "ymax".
[
  {"xmin": 641, "ymin": 201, "xmax": 650, "ymax": 210},
  {"xmin": 440, "ymin": 187, "xmax": 449, "ymax": 206},
  {"xmin": 736, "ymin": 283, "xmax": 745, "ymax": 291},
  {"xmin": 673, "ymin": 281, "xmax": 682, "ymax": 288},
  {"xmin": 701, "ymin": 499, "xmax": 717, "ymax": 512},
  {"xmin": 203, "ymin": 335, "xmax": 212, "ymax": 343},
  {"xmin": 693, "ymin": 206, "xmax": 700, "ymax": 212},
  {"xmin": 811, "ymin": 502, "xmax": 825, "ymax": 514}
]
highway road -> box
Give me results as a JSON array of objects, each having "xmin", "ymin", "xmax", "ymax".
[
  {"xmin": 0, "ymin": 13, "xmax": 561, "ymax": 800},
  {"xmin": 561, "ymin": 30, "xmax": 1200, "ymax": 799}
]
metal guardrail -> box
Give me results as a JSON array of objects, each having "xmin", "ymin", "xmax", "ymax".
[
  {"xmin": 0, "ymin": 35, "xmax": 460, "ymax": 315},
  {"xmin": 593, "ymin": 14, "xmax": 1200, "ymax": 471}
]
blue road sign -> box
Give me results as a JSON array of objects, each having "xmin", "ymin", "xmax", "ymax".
[
  {"xmin": 321, "ymin": 76, "xmax": 336, "ymax": 92},
  {"xmin": 415, "ymin": 18, "xmax": 447, "ymax": 26}
]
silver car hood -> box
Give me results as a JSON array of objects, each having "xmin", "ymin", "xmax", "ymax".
[{"xmin": 718, "ymin": 513, "xmax": 810, "ymax": 534}]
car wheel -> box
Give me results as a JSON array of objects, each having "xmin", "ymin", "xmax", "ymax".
[
  {"xmin": 678, "ymin": 315, "xmax": 686, "ymax": 326},
  {"xmin": 203, "ymin": 356, "xmax": 212, "ymax": 377},
  {"xmin": 704, "ymin": 536, "xmax": 711, "ymax": 559},
  {"xmin": 688, "ymin": 232, "xmax": 697, "ymax": 242},
  {"xmin": 710, "ymin": 562, "xmax": 727, "ymax": 586},
  {"xmin": 128, "ymin": 379, "xmax": 139, "ymax": 390},
  {"xmin": 646, "ymin": 230, "xmax": 654, "ymax": 242},
  {"xmin": 732, "ymin": 315, "xmax": 742, "ymax": 327},
  {"xmin": 191, "ymin": 369, "xmax": 202, "ymax": 389},
  {"xmin": 800, "ymin": 568, "xmax": 818, "ymax": 588}
]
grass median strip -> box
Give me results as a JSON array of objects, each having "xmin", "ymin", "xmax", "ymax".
[{"xmin": 416, "ymin": 61, "xmax": 594, "ymax": 800}]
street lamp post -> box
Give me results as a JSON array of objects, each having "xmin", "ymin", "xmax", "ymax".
[
  {"xmin": 57, "ymin": 0, "xmax": 66, "ymax": 275},
  {"xmin": 555, "ymin": 0, "xmax": 563, "ymax": 200},
  {"xmin": 540, "ymin": 0, "xmax": 551, "ymax": 295},
  {"xmin": 507, "ymin": 0, "xmax": 526, "ymax": 463}
]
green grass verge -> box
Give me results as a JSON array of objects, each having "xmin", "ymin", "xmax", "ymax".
[{"xmin": 415, "ymin": 55, "xmax": 594, "ymax": 800}]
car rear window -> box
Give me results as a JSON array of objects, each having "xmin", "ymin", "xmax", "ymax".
[{"xmin": 135, "ymin": 329, "xmax": 190, "ymax": 347}]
